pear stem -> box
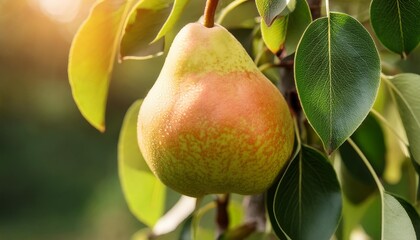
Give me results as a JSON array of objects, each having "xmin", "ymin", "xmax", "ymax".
[{"xmin": 203, "ymin": 0, "xmax": 219, "ymax": 28}]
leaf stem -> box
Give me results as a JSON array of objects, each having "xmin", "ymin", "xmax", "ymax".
[
  {"xmin": 204, "ymin": 0, "xmax": 220, "ymax": 28},
  {"xmin": 293, "ymin": 116, "xmax": 303, "ymax": 158},
  {"xmin": 347, "ymin": 138, "xmax": 384, "ymax": 193},
  {"xmin": 347, "ymin": 138, "xmax": 387, "ymax": 236},
  {"xmin": 325, "ymin": 0, "xmax": 330, "ymax": 18},
  {"xmin": 258, "ymin": 60, "xmax": 294, "ymax": 72},
  {"xmin": 192, "ymin": 197, "xmax": 205, "ymax": 240},
  {"xmin": 370, "ymin": 108, "xmax": 409, "ymax": 146},
  {"xmin": 307, "ymin": 0, "xmax": 323, "ymax": 19}
]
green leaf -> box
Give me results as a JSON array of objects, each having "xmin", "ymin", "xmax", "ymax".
[
  {"xmin": 392, "ymin": 195, "xmax": 420, "ymax": 238},
  {"xmin": 387, "ymin": 73, "xmax": 420, "ymax": 167},
  {"xmin": 256, "ymin": 0, "xmax": 295, "ymax": 26},
  {"xmin": 295, "ymin": 12, "xmax": 380, "ymax": 153},
  {"xmin": 68, "ymin": 0, "xmax": 139, "ymax": 132},
  {"xmin": 267, "ymin": 145, "xmax": 342, "ymax": 240},
  {"xmin": 283, "ymin": 0, "xmax": 311, "ymax": 56},
  {"xmin": 339, "ymin": 152, "xmax": 376, "ymax": 204},
  {"xmin": 361, "ymin": 194, "xmax": 382, "ymax": 239},
  {"xmin": 339, "ymin": 113, "xmax": 386, "ymax": 204},
  {"xmin": 260, "ymin": 16, "xmax": 287, "ymax": 54},
  {"xmin": 118, "ymin": 100, "xmax": 166, "ymax": 227},
  {"xmin": 266, "ymin": 183, "xmax": 289, "ymax": 240},
  {"xmin": 370, "ymin": 0, "xmax": 420, "ymax": 57},
  {"xmin": 153, "ymin": 0, "xmax": 190, "ymax": 42},
  {"xmin": 340, "ymin": 113, "xmax": 386, "ymax": 180},
  {"xmin": 383, "ymin": 193, "xmax": 417, "ymax": 240},
  {"xmin": 260, "ymin": 0, "xmax": 311, "ymax": 55},
  {"xmin": 120, "ymin": 2, "xmax": 173, "ymax": 60}
]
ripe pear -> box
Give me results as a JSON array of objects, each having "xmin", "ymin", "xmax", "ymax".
[{"xmin": 137, "ymin": 22, "xmax": 294, "ymax": 198}]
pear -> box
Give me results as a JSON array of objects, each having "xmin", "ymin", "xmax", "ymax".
[{"xmin": 137, "ymin": 22, "xmax": 295, "ymax": 197}]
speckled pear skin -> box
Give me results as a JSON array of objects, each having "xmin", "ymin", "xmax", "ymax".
[{"xmin": 137, "ymin": 23, "xmax": 294, "ymax": 197}]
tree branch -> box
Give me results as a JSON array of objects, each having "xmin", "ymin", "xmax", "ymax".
[
  {"xmin": 216, "ymin": 194, "xmax": 230, "ymax": 237},
  {"xmin": 307, "ymin": 0, "xmax": 323, "ymax": 20}
]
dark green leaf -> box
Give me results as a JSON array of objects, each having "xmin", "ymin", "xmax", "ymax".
[
  {"xmin": 370, "ymin": 0, "xmax": 420, "ymax": 57},
  {"xmin": 68, "ymin": 0, "xmax": 139, "ymax": 131},
  {"xmin": 118, "ymin": 100, "xmax": 167, "ymax": 227},
  {"xmin": 339, "ymin": 113, "xmax": 386, "ymax": 203},
  {"xmin": 267, "ymin": 145, "xmax": 342, "ymax": 240},
  {"xmin": 284, "ymin": 0, "xmax": 312, "ymax": 55},
  {"xmin": 388, "ymin": 73, "xmax": 420, "ymax": 167},
  {"xmin": 256, "ymin": 0, "xmax": 295, "ymax": 26},
  {"xmin": 295, "ymin": 12, "xmax": 380, "ymax": 153},
  {"xmin": 339, "ymin": 159, "xmax": 376, "ymax": 204},
  {"xmin": 120, "ymin": 2, "xmax": 173, "ymax": 60},
  {"xmin": 339, "ymin": 114, "xmax": 385, "ymax": 203},
  {"xmin": 266, "ymin": 181, "xmax": 289, "ymax": 240}
]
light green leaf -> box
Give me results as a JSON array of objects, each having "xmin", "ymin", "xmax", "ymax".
[
  {"xmin": 68, "ymin": 0, "xmax": 139, "ymax": 132},
  {"xmin": 120, "ymin": 1, "xmax": 174, "ymax": 60},
  {"xmin": 153, "ymin": 0, "xmax": 190, "ymax": 42},
  {"xmin": 388, "ymin": 73, "xmax": 420, "ymax": 167},
  {"xmin": 118, "ymin": 100, "xmax": 166, "ymax": 227},
  {"xmin": 392, "ymin": 195, "xmax": 420, "ymax": 238},
  {"xmin": 283, "ymin": 0, "xmax": 311, "ymax": 55},
  {"xmin": 370, "ymin": 0, "xmax": 420, "ymax": 57},
  {"xmin": 260, "ymin": 16, "xmax": 287, "ymax": 54},
  {"xmin": 267, "ymin": 145, "xmax": 342, "ymax": 240},
  {"xmin": 347, "ymin": 135, "xmax": 419, "ymax": 240},
  {"xmin": 383, "ymin": 193, "xmax": 417, "ymax": 240},
  {"xmin": 256, "ymin": 0, "xmax": 295, "ymax": 26},
  {"xmin": 260, "ymin": 0, "xmax": 311, "ymax": 55},
  {"xmin": 295, "ymin": 12, "xmax": 380, "ymax": 153}
]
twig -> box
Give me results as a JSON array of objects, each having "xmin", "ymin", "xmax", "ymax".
[{"xmin": 216, "ymin": 194, "xmax": 230, "ymax": 237}]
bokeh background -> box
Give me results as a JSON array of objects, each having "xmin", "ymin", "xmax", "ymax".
[
  {"xmin": 1, "ymin": 0, "xmax": 419, "ymax": 239},
  {"xmin": 0, "ymin": 0, "xmax": 170, "ymax": 239}
]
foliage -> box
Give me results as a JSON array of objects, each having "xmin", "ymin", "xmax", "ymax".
[{"xmin": 68, "ymin": 0, "xmax": 420, "ymax": 239}]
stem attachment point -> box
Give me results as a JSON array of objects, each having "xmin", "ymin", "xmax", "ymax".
[{"xmin": 204, "ymin": 0, "xmax": 220, "ymax": 28}]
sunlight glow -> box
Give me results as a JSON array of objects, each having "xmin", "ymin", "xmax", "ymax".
[{"xmin": 37, "ymin": 0, "xmax": 81, "ymax": 22}]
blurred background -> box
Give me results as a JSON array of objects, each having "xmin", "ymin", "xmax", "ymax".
[
  {"xmin": 1, "ymin": 0, "xmax": 419, "ymax": 239},
  {"xmin": 0, "ymin": 0, "xmax": 171, "ymax": 239}
]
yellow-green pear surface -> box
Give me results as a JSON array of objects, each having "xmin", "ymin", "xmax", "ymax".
[{"xmin": 137, "ymin": 22, "xmax": 294, "ymax": 197}]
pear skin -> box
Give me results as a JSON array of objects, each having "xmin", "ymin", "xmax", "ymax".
[{"xmin": 137, "ymin": 23, "xmax": 294, "ymax": 197}]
